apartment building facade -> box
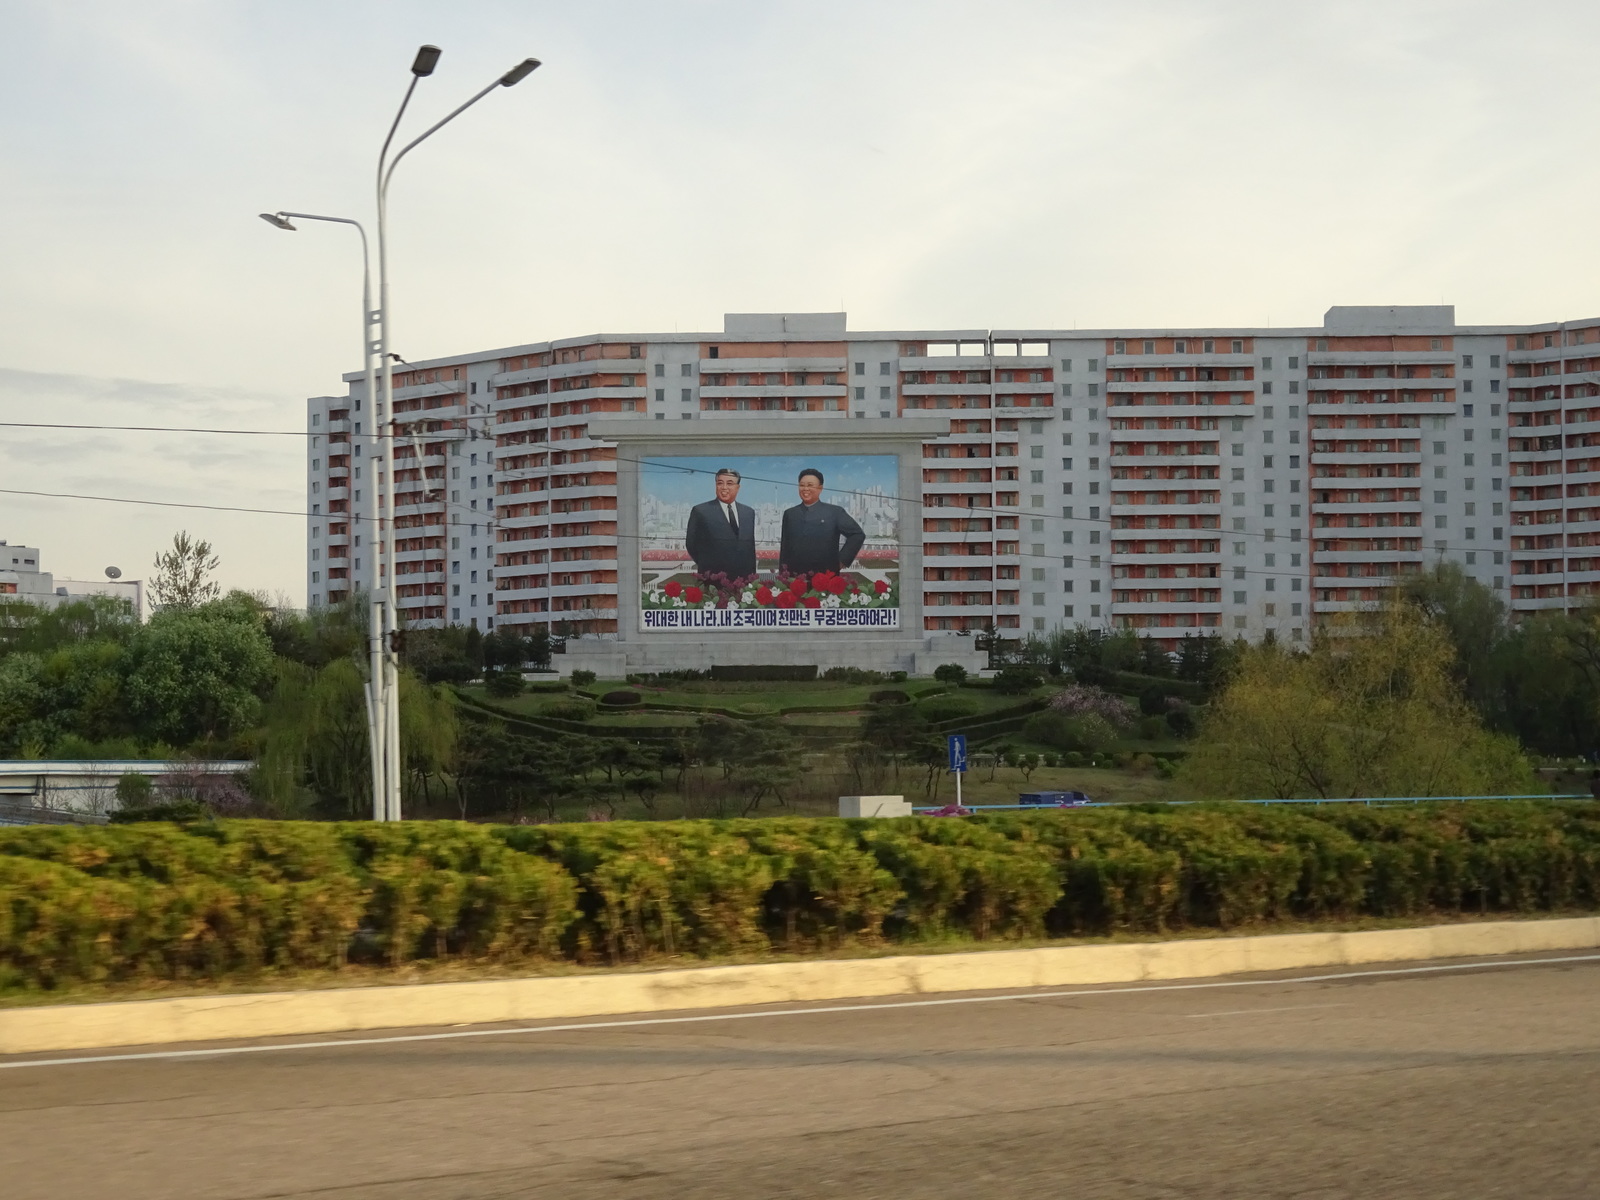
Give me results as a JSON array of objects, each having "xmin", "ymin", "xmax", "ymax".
[{"xmin": 303, "ymin": 305, "xmax": 1596, "ymax": 653}]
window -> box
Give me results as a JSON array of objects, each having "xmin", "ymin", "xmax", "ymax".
[
  {"xmin": 1142, "ymin": 340, "xmax": 1154, "ymax": 354},
  {"xmin": 1114, "ymin": 340, "xmax": 1126, "ymax": 354},
  {"xmin": 681, "ymin": 389, "xmax": 692, "ymax": 402},
  {"xmin": 854, "ymin": 387, "xmax": 866, "ymax": 400},
  {"xmin": 880, "ymin": 386, "xmax": 891, "ymax": 400},
  {"xmin": 879, "ymin": 362, "xmax": 891, "ymax": 375},
  {"xmin": 854, "ymin": 362, "xmax": 865, "ymax": 375},
  {"xmin": 1262, "ymin": 356, "xmax": 1273, "ymax": 369},
  {"xmin": 708, "ymin": 347, "xmax": 719, "ymax": 359},
  {"xmin": 1490, "ymin": 354, "xmax": 1501, "ymax": 367},
  {"xmin": 1030, "ymin": 445, "xmax": 1043, "ymax": 458},
  {"xmin": 1231, "ymin": 340, "xmax": 1243, "ymax": 353},
  {"xmin": 1490, "ymin": 380, "xmax": 1501, "ymax": 393}
]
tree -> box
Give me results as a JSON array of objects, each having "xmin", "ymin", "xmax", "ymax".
[
  {"xmin": 122, "ymin": 597, "xmax": 275, "ymax": 747},
  {"xmin": 1180, "ymin": 604, "xmax": 1536, "ymax": 801},
  {"xmin": 150, "ymin": 531, "xmax": 221, "ymax": 611}
]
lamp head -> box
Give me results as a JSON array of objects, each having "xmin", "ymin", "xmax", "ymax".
[
  {"xmin": 259, "ymin": 213, "xmax": 296, "ymax": 231},
  {"xmin": 411, "ymin": 45, "xmax": 442, "ymax": 77},
  {"xmin": 500, "ymin": 58, "xmax": 540, "ymax": 86}
]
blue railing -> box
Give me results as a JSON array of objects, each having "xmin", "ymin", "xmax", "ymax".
[{"xmin": 912, "ymin": 793, "xmax": 1591, "ymax": 814}]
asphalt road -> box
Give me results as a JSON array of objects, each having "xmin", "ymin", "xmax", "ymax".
[{"xmin": 3, "ymin": 953, "xmax": 1598, "ymax": 1200}]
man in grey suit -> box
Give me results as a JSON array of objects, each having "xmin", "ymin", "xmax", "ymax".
[
  {"xmin": 778, "ymin": 467, "xmax": 866, "ymax": 576},
  {"xmin": 684, "ymin": 467, "xmax": 758, "ymax": 579}
]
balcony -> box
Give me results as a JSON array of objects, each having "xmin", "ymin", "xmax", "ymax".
[{"xmin": 1310, "ymin": 451, "xmax": 1421, "ymax": 467}]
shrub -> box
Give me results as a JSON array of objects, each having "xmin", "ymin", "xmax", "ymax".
[
  {"xmin": 5, "ymin": 805, "xmax": 1600, "ymax": 993},
  {"xmin": 919, "ymin": 694, "xmax": 981, "ymax": 723},
  {"xmin": 600, "ymin": 690, "xmax": 643, "ymax": 707},
  {"xmin": 868, "ymin": 690, "xmax": 911, "ymax": 705},
  {"xmin": 1048, "ymin": 684, "xmax": 1137, "ymax": 729},
  {"xmin": 713, "ymin": 665, "xmax": 818, "ymax": 682},
  {"xmin": 821, "ymin": 666, "xmax": 885, "ymax": 683},
  {"xmin": 544, "ymin": 699, "xmax": 597, "ymax": 723},
  {"xmin": 115, "ymin": 773, "xmax": 154, "ymax": 807},
  {"xmin": 569, "ymin": 669, "xmax": 597, "ymax": 687},
  {"xmin": 992, "ymin": 665, "xmax": 1044, "ymax": 695},
  {"xmin": 1024, "ymin": 711, "xmax": 1118, "ymax": 754},
  {"xmin": 483, "ymin": 669, "xmax": 525, "ymax": 699},
  {"xmin": 1165, "ymin": 707, "xmax": 1196, "ymax": 737},
  {"xmin": 890, "ymin": 671, "xmax": 908, "ymax": 683},
  {"xmin": 933, "ymin": 663, "xmax": 969, "ymax": 685},
  {"xmin": 1137, "ymin": 715, "xmax": 1169, "ymax": 741},
  {"xmin": 109, "ymin": 799, "xmax": 210, "ymax": 824}
]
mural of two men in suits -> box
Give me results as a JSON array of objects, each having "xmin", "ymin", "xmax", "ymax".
[{"xmin": 685, "ymin": 465, "xmax": 867, "ymax": 579}]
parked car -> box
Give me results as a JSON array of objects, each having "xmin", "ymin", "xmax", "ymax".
[
  {"xmin": 1018, "ymin": 790, "xmax": 1093, "ymax": 807},
  {"xmin": 921, "ymin": 804, "xmax": 973, "ymax": 817}
]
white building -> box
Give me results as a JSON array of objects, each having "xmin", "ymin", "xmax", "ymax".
[
  {"xmin": 0, "ymin": 542, "xmax": 144, "ymax": 621},
  {"xmin": 301, "ymin": 306, "xmax": 1590, "ymax": 653}
]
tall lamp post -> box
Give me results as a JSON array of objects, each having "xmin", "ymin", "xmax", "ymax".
[
  {"xmin": 264, "ymin": 44, "xmax": 540, "ymax": 822},
  {"xmin": 258, "ymin": 210, "xmax": 387, "ymax": 823}
]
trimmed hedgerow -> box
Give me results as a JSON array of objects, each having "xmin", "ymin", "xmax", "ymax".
[{"xmin": 3, "ymin": 803, "xmax": 1600, "ymax": 992}]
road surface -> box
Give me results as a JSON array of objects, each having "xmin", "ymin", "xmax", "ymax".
[{"xmin": 3, "ymin": 952, "xmax": 1598, "ymax": 1199}]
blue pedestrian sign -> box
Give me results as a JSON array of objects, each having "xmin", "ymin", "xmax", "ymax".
[{"xmin": 947, "ymin": 734, "xmax": 968, "ymax": 774}]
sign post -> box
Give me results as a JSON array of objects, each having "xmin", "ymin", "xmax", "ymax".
[{"xmin": 947, "ymin": 733, "xmax": 967, "ymax": 810}]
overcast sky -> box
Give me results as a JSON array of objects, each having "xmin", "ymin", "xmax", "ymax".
[{"xmin": 5, "ymin": 0, "xmax": 1600, "ymax": 601}]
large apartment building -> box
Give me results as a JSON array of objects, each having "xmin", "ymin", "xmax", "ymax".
[{"xmin": 304, "ymin": 305, "xmax": 1598, "ymax": 650}]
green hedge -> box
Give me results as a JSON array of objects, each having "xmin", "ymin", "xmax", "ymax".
[{"xmin": 3, "ymin": 803, "xmax": 1599, "ymax": 993}]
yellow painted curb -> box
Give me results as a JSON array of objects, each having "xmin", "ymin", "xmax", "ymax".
[{"xmin": 3, "ymin": 916, "xmax": 1598, "ymax": 1055}]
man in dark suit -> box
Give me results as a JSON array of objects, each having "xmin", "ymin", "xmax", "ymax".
[
  {"xmin": 778, "ymin": 467, "xmax": 866, "ymax": 575},
  {"xmin": 684, "ymin": 467, "xmax": 758, "ymax": 579}
]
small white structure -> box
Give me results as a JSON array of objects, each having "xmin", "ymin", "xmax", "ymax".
[
  {"xmin": 838, "ymin": 794, "xmax": 912, "ymax": 818},
  {"xmin": 0, "ymin": 760, "xmax": 253, "ymax": 821},
  {"xmin": 0, "ymin": 542, "xmax": 144, "ymax": 621}
]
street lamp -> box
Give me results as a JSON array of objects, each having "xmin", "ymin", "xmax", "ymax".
[
  {"xmin": 371, "ymin": 49, "xmax": 540, "ymax": 823},
  {"xmin": 259, "ymin": 209, "xmax": 386, "ymax": 822},
  {"xmin": 264, "ymin": 46, "xmax": 539, "ymax": 823}
]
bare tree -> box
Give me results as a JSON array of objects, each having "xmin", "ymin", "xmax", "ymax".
[{"xmin": 151, "ymin": 531, "xmax": 221, "ymax": 610}]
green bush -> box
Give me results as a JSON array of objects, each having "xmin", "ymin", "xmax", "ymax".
[
  {"xmin": 543, "ymin": 699, "xmax": 597, "ymax": 722},
  {"xmin": 600, "ymin": 690, "xmax": 643, "ymax": 707},
  {"xmin": 1137, "ymin": 715, "xmax": 1168, "ymax": 741},
  {"xmin": 714, "ymin": 665, "xmax": 818, "ymax": 682},
  {"xmin": 933, "ymin": 663, "xmax": 969, "ymax": 685},
  {"xmin": 868, "ymin": 690, "xmax": 910, "ymax": 705},
  {"xmin": 919, "ymin": 694, "xmax": 981, "ymax": 723},
  {"xmin": 115, "ymin": 773, "xmax": 154, "ymax": 807},
  {"xmin": 3, "ymin": 804, "xmax": 1599, "ymax": 992},
  {"xmin": 569, "ymin": 669, "xmax": 597, "ymax": 688},
  {"xmin": 483, "ymin": 669, "xmax": 525, "ymax": 699},
  {"xmin": 992, "ymin": 665, "xmax": 1044, "ymax": 695}
]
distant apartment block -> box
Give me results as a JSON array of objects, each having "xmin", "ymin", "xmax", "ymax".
[{"xmin": 303, "ymin": 305, "xmax": 1596, "ymax": 650}]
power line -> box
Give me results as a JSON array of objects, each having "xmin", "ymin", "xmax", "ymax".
[
  {"xmin": 0, "ymin": 488, "xmax": 306, "ymax": 517},
  {"xmin": 0, "ymin": 421, "xmax": 309, "ymax": 436}
]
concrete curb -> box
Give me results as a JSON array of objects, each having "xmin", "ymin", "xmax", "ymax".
[{"xmin": 4, "ymin": 916, "xmax": 1598, "ymax": 1055}]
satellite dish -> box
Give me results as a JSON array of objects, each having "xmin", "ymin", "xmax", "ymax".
[{"xmin": 105, "ymin": 566, "xmax": 122, "ymax": 579}]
